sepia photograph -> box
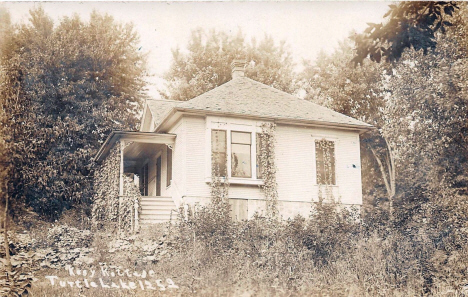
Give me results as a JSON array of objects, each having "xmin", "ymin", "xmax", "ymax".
[{"xmin": 0, "ymin": 1, "xmax": 467, "ymax": 296}]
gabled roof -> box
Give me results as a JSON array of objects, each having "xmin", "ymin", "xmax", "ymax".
[
  {"xmin": 147, "ymin": 76, "xmax": 373, "ymax": 131},
  {"xmin": 146, "ymin": 99, "xmax": 180, "ymax": 128}
]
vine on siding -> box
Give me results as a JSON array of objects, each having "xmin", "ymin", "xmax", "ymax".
[
  {"xmin": 92, "ymin": 142, "xmax": 121, "ymax": 227},
  {"xmin": 92, "ymin": 141, "xmax": 141, "ymax": 233},
  {"xmin": 315, "ymin": 139, "xmax": 336, "ymax": 203},
  {"xmin": 210, "ymin": 153, "xmax": 230, "ymax": 206},
  {"xmin": 120, "ymin": 176, "xmax": 142, "ymax": 232},
  {"xmin": 258, "ymin": 123, "xmax": 279, "ymax": 219}
]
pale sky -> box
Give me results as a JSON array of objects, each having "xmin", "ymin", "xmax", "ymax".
[{"xmin": 4, "ymin": 1, "xmax": 392, "ymax": 98}]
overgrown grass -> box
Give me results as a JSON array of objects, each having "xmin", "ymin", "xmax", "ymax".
[
  {"xmin": 150, "ymin": 199, "xmax": 468, "ymax": 296},
  {"xmin": 19, "ymin": 196, "xmax": 468, "ymax": 296}
]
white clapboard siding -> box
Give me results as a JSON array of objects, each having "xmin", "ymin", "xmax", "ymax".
[
  {"xmin": 184, "ymin": 116, "xmax": 210, "ymax": 197},
  {"xmin": 275, "ymin": 124, "xmax": 363, "ymax": 205},
  {"xmin": 165, "ymin": 115, "xmax": 363, "ymax": 220},
  {"xmin": 169, "ymin": 119, "xmax": 186, "ymax": 202}
]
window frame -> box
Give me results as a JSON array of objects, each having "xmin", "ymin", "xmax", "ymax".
[
  {"xmin": 206, "ymin": 117, "xmax": 267, "ymax": 185},
  {"xmin": 312, "ymin": 137, "xmax": 338, "ymax": 186},
  {"xmin": 211, "ymin": 129, "xmax": 228, "ymax": 177}
]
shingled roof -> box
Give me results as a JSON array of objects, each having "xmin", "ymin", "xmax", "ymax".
[
  {"xmin": 146, "ymin": 99, "xmax": 180, "ymax": 127},
  {"xmin": 147, "ymin": 69, "xmax": 372, "ymax": 131}
]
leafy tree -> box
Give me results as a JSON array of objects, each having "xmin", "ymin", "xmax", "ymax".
[
  {"xmin": 0, "ymin": 8, "xmax": 146, "ymax": 220},
  {"xmin": 162, "ymin": 28, "xmax": 296, "ymax": 101},
  {"xmin": 301, "ymin": 40, "xmax": 385, "ymax": 127},
  {"xmin": 0, "ymin": 5, "xmax": 13, "ymax": 284},
  {"xmin": 378, "ymin": 10, "xmax": 468, "ymax": 286},
  {"xmin": 383, "ymin": 13, "xmax": 468, "ymax": 225},
  {"xmin": 353, "ymin": 1, "xmax": 459, "ymax": 64}
]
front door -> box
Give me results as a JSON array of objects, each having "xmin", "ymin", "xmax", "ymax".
[
  {"xmin": 140, "ymin": 162, "xmax": 149, "ymax": 196},
  {"xmin": 156, "ymin": 156, "xmax": 162, "ymax": 196}
]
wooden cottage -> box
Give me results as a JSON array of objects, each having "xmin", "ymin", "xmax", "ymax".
[{"xmin": 94, "ymin": 60, "xmax": 373, "ymax": 228}]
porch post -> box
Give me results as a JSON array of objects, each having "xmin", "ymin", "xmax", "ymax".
[
  {"xmin": 118, "ymin": 140, "xmax": 125, "ymax": 234},
  {"xmin": 134, "ymin": 198, "xmax": 139, "ymax": 231},
  {"xmin": 119, "ymin": 140, "xmax": 125, "ymax": 196}
]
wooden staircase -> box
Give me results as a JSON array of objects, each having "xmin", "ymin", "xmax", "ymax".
[{"xmin": 139, "ymin": 196, "xmax": 177, "ymax": 224}]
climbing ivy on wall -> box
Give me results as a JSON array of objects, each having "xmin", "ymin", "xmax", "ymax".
[
  {"xmin": 258, "ymin": 123, "xmax": 279, "ymax": 219},
  {"xmin": 92, "ymin": 142, "xmax": 121, "ymax": 227},
  {"xmin": 210, "ymin": 161, "xmax": 229, "ymax": 205},
  {"xmin": 315, "ymin": 139, "xmax": 336, "ymax": 203},
  {"xmin": 120, "ymin": 176, "xmax": 142, "ymax": 232},
  {"xmin": 92, "ymin": 141, "xmax": 142, "ymax": 233}
]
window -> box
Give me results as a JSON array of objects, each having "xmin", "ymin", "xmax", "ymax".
[
  {"xmin": 210, "ymin": 125, "xmax": 263, "ymax": 181},
  {"xmin": 211, "ymin": 130, "xmax": 227, "ymax": 176},
  {"xmin": 166, "ymin": 149, "xmax": 172, "ymax": 187},
  {"xmin": 315, "ymin": 139, "xmax": 336, "ymax": 185},
  {"xmin": 231, "ymin": 131, "xmax": 252, "ymax": 178}
]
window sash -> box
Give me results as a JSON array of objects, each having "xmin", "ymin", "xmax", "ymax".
[
  {"xmin": 232, "ymin": 131, "xmax": 251, "ymax": 144},
  {"xmin": 231, "ymin": 131, "xmax": 252, "ymax": 178},
  {"xmin": 231, "ymin": 142, "xmax": 252, "ymax": 178},
  {"xmin": 211, "ymin": 130, "xmax": 227, "ymax": 176}
]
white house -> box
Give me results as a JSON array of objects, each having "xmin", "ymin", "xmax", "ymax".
[{"xmin": 95, "ymin": 60, "xmax": 373, "ymax": 225}]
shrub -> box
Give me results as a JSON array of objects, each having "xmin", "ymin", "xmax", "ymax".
[
  {"xmin": 46, "ymin": 225, "xmax": 92, "ymax": 249},
  {"xmin": 302, "ymin": 201, "xmax": 359, "ymax": 265},
  {"xmin": 57, "ymin": 207, "xmax": 91, "ymax": 230},
  {"xmin": 174, "ymin": 199, "xmax": 234, "ymax": 253}
]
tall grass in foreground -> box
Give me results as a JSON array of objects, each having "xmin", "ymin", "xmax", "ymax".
[
  {"xmin": 27, "ymin": 196, "xmax": 468, "ymax": 296},
  {"xmin": 146, "ymin": 199, "xmax": 467, "ymax": 296}
]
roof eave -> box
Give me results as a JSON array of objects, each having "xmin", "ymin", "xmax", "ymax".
[
  {"xmin": 154, "ymin": 107, "xmax": 180, "ymax": 132},
  {"xmin": 156, "ymin": 107, "xmax": 374, "ymax": 133},
  {"xmin": 94, "ymin": 131, "xmax": 177, "ymax": 163},
  {"xmin": 94, "ymin": 131, "xmax": 120, "ymax": 163}
]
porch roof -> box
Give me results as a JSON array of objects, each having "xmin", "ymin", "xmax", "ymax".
[{"xmin": 95, "ymin": 131, "xmax": 176, "ymax": 163}]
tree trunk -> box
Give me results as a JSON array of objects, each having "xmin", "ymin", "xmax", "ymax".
[
  {"xmin": 370, "ymin": 143, "xmax": 396, "ymax": 221},
  {"xmin": 3, "ymin": 193, "xmax": 12, "ymax": 282}
]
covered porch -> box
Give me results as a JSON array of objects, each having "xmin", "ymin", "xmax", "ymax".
[{"xmin": 95, "ymin": 131, "xmax": 180, "ymax": 227}]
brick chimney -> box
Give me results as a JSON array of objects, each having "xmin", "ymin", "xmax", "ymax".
[{"xmin": 231, "ymin": 59, "xmax": 246, "ymax": 79}]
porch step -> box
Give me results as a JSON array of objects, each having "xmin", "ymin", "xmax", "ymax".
[
  {"xmin": 139, "ymin": 219, "xmax": 174, "ymax": 224},
  {"xmin": 141, "ymin": 196, "xmax": 172, "ymax": 201},
  {"xmin": 139, "ymin": 196, "xmax": 177, "ymax": 225},
  {"xmin": 140, "ymin": 209, "xmax": 176, "ymax": 216},
  {"xmin": 141, "ymin": 204, "xmax": 175, "ymax": 210},
  {"xmin": 140, "ymin": 213, "xmax": 176, "ymax": 220}
]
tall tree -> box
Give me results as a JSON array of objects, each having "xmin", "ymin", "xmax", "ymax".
[
  {"xmin": 0, "ymin": 8, "xmax": 147, "ymax": 220},
  {"xmin": 301, "ymin": 40, "xmax": 385, "ymax": 127},
  {"xmin": 162, "ymin": 28, "xmax": 296, "ymax": 101},
  {"xmin": 383, "ymin": 11, "xmax": 468, "ymax": 225},
  {"xmin": 0, "ymin": 5, "xmax": 13, "ymax": 285},
  {"xmin": 353, "ymin": 1, "xmax": 459, "ymax": 64}
]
